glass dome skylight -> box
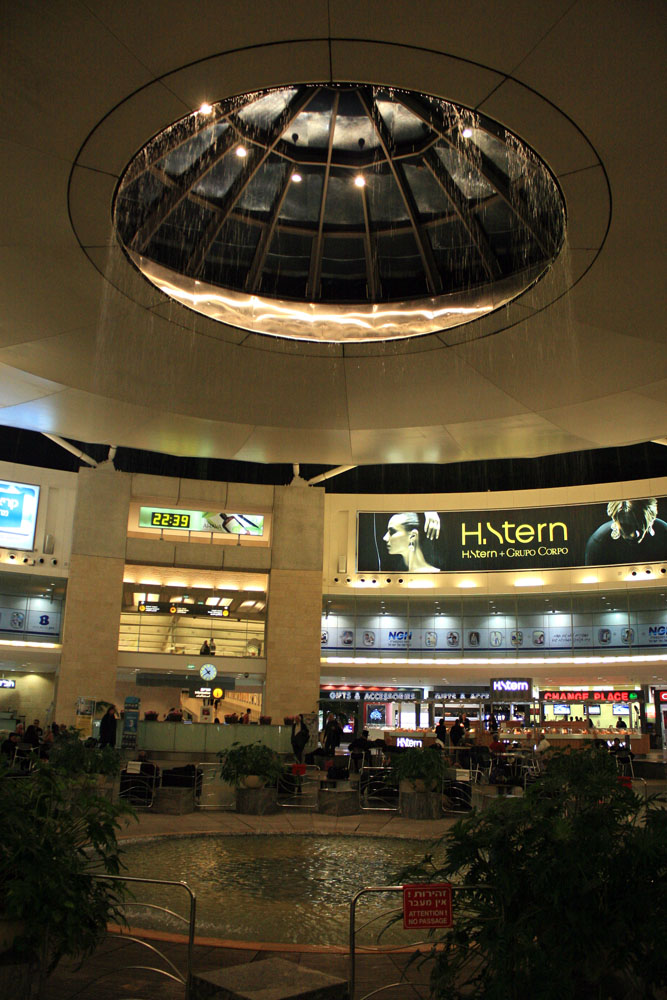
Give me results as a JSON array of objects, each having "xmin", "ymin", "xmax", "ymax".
[{"xmin": 114, "ymin": 84, "xmax": 565, "ymax": 343}]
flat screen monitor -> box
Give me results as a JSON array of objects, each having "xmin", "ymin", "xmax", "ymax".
[
  {"xmin": 612, "ymin": 703, "xmax": 630, "ymax": 716},
  {"xmin": 0, "ymin": 480, "xmax": 40, "ymax": 551},
  {"xmin": 553, "ymin": 704, "xmax": 570, "ymax": 716},
  {"xmin": 587, "ymin": 705, "xmax": 601, "ymax": 715}
]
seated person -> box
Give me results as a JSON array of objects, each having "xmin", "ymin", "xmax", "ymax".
[
  {"xmin": 347, "ymin": 729, "xmax": 373, "ymax": 772},
  {"xmin": 489, "ymin": 736, "xmax": 504, "ymax": 755},
  {"xmin": 1, "ymin": 732, "xmax": 19, "ymax": 760},
  {"xmin": 610, "ymin": 737, "xmax": 634, "ymax": 765},
  {"xmin": 536, "ymin": 734, "xmax": 551, "ymax": 754}
]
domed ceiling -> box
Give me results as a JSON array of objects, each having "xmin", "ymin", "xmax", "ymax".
[{"xmin": 0, "ymin": 4, "xmax": 665, "ymax": 467}]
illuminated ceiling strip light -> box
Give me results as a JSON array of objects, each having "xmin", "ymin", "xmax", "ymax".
[{"xmin": 0, "ymin": 640, "xmax": 60, "ymax": 649}]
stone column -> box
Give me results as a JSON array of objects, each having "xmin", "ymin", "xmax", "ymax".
[
  {"xmin": 54, "ymin": 466, "xmax": 131, "ymax": 726},
  {"xmin": 264, "ymin": 484, "xmax": 324, "ymax": 722}
]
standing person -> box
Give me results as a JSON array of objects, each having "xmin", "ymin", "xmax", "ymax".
[
  {"xmin": 616, "ymin": 716, "xmax": 628, "ymax": 730},
  {"xmin": 240, "ymin": 708, "xmax": 251, "ymax": 725},
  {"xmin": 461, "ymin": 713, "xmax": 471, "ymax": 731},
  {"xmin": 323, "ymin": 712, "xmax": 343, "ymax": 756},
  {"xmin": 434, "ymin": 717, "xmax": 448, "ymax": 746},
  {"xmin": 488, "ymin": 712, "xmax": 499, "ymax": 735},
  {"xmin": 209, "ymin": 637, "xmax": 216, "ymax": 655},
  {"xmin": 290, "ymin": 714, "xmax": 310, "ymax": 763},
  {"xmin": 99, "ymin": 705, "xmax": 117, "ymax": 748},
  {"xmin": 200, "ymin": 639, "xmax": 210, "ymax": 655}
]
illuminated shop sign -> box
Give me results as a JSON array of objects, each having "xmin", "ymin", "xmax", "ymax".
[
  {"xmin": 0, "ymin": 678, "xmax": 16, "ymax": 688},
  {"xmin": 396, "ymin": 737, "xmax": 423, "ymax": 748},
  {"xmin": 541, "ymin": 690, "xmax": 641, "ymax": 703},
  {"xmin": 138, "ymin": 507, "xmax": 264, "ymax": 535},
  {"xmin": 357, "ymin": 497, "xmax": 667, "ymax": 573},
  {"xmin": 0, "ymin": 480, "xmax": 40, "ymax": 551},
  {"xmin": 321, "ymin": 687, "xmax": 421, "ymax": 702},
  {"xmin": 433, "ymin": 687, "xmax": 490, "ymax": 700},
  {"xmin": 490, "ymin": 678, "xmax": 532, "ymax": 695},
  {"xmin": 657, "ymin": 691, "xmax": 667, "ymax": 703}
]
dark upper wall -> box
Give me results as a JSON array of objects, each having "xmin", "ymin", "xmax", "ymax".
[{"xmin": 0, "ymin": 425, "xmax": 666, "ymax": 495}]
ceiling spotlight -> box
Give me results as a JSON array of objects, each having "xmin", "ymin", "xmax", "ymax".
[
  {"xmin": 354, "ymin": 174, "xmax": 366, "ymax": 188},
  {"xmin": 235, "ymin": 146, "xmax": 247, "ymax": 158},
  {"xmin": 462, "ymin": 127, "xmax": 473, "ymax": 138},
  {"xmin": 198, "ymin": 102, "xmax": 213, "ymax": 114},
  {"xmin": 291, "ymin": 172, "xmax": 302, "ymax": 183}
]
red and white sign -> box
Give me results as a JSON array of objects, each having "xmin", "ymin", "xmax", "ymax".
[
  {"xmin": 403, "ymin": 883, "xmax": 453, "ymax": 929},
  {"xmin": 657, "ymin": 691, "xmax": 667, "ymax": 703}
]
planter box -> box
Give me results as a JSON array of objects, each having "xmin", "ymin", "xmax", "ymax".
[
  {"xmin": 398, "ymin": 789, "xmax": 442, "ymax": 820},
  {"xmin": 235, "ymin": 786, "xmax": 278, "ymax": 815}
]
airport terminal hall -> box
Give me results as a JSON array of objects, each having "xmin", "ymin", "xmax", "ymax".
[{"xmin": 1, "ymin": 4, "xmax": 666, "ymax": 1000}]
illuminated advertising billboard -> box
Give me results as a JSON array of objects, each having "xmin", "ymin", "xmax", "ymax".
[
  {"xmin": 138, "ymin": 507, "xmax": 264, "ymax": 535},
  {"xmin": 357, "ymin": 497, "xmax": 667, "ymax": 573},
  {"xmin": 0, "ymin": 480, "xmax": 40, "ymax": 551}
]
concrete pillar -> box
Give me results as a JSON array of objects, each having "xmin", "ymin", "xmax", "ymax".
[
  {"xmin": 264, "ymin": 484, "xmax": 324, "ymax": 722},
  {"xmin": 55, "ymin": 466, "xmax": 131, "ymax": 726}
]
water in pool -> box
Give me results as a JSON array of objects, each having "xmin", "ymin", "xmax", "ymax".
[{"xmin": 120, "ymin": 834, "xmax": 431, "ymax": 946}]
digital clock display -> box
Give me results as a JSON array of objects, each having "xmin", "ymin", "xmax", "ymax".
[{"xmin": 150, "ymin": 511, "xmax": 191, "ymax": 528}]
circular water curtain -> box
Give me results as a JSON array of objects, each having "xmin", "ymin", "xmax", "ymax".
[{"xmin": 114, "ymin": 84, "xmax": 565, "ymax": 343}]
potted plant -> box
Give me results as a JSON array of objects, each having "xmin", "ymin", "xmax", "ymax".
[
  {"xmin": 224, "ymin": 712, "xmax": 239, "ymax": 724},
  {"xmin": 393, "ymin": 747, "xmax": 446, "ymax": 792},
  {"xmin": 144, "ymin": 711, "xmax": 159, "ymax": 721},
  {"xmin": 259, "ymin": 715, "xmax": 272, "ymax": 725},
  {"xmin": 283, "ymin": 715, "xmax": 294, "ymax": 725},
  {"xmin": 218, "ymin": 742, "xmax": 284, "ymax": 789},
  {"xmin": 0, "ymin": 758, "xmax": 135, "ymax": 996}
]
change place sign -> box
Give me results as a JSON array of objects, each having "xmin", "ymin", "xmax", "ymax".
[{"xmin": 403, "ymin": 883, "xmax": 453, "ymax": 929}]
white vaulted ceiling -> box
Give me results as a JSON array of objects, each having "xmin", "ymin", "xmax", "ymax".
[{"xmin": 1, "ymin": 2, "xmax": 665, "ymax": 466}]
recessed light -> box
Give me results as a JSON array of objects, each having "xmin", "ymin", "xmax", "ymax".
[
  {"xmin": 291, "ymin": 172, "xmax": 302, "ymax": 183},
  {"xmin": 462, "ymin": 127, "xmax": 473, "ymax": 138},
  {"xmin": 236, "ymin": 146, "xmax": 247, "ymax": 158},
  {"xmin": 354, "ymin": 174, "xmax": 366, "ymax": 187},
  {"xmin": 198, "ymin": 102, "xmax": 213, "ymax": 114}
]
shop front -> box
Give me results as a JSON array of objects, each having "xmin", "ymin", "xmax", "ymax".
[{"xmin": 538, "ymin": 688, "xmax": 648, "ymax": 753}]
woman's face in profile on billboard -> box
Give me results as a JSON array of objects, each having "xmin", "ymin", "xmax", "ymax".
[{"xmin": 383, "ymin": 514, "xmax": 413, "ymax": 561}]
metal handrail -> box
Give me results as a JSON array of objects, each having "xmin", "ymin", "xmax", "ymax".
[
  {"xmin": 349, "ymin": 883, "xmax": 491, "ymax": 1000},
  {"xmin": 92, "ymin": 874, "xmax": 196, "ymax": 999}
]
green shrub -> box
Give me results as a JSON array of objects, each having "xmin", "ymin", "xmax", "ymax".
[
  {"xmin": 392, "ymin": 747, "xmax": 446, "ymax": 788},
  {"xmin": 402, "ymin": 747, "xmax": 667, "ymax": 999},
  {"xmin": 218, "ymin": 742, "xmax": 284, "ymax": 787},
  {"xmin": 0, "ymin": 761, "xmax": 135, "ymax": 988}
]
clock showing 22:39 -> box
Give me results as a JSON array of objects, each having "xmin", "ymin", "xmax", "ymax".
[{"xmin": 200, "ymin": 663, "xmax": 217, "ymax": 681}]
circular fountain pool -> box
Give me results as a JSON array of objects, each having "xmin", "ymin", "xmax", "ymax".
[{"xmin": 120, "ymin": 834, "xmax": 428, "ymax": 946}]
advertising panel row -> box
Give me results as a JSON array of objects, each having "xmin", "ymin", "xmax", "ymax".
[
  {"xmin": 321, "ymin": 621, "xmax": 667, "ymax": 652},
  {"xmin": 357, "ymin": 497, "xmax": 667, "ymax": 573},
  {"xmin": 0, "ymin": 595, "xmax": 61, "ymax": 638}
]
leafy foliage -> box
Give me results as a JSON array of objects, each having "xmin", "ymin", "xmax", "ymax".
[
  {"xmin": 218, "ymin": 741, "xmax": 284, "ymax": 787},
  {"xmin": 404, "ymin": 747, "xmax": 667, "ymax": 1000},
  {"xmin": 0, "ymin": 760, "xmax": 135, "ymax": 983},
  {"xmin": 47, "ymin": 728, "xmax": 121, "ymax": 775},
  {"xmin": 392, "ymin": 747, "xmax": 446, "ymax": 787}
]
